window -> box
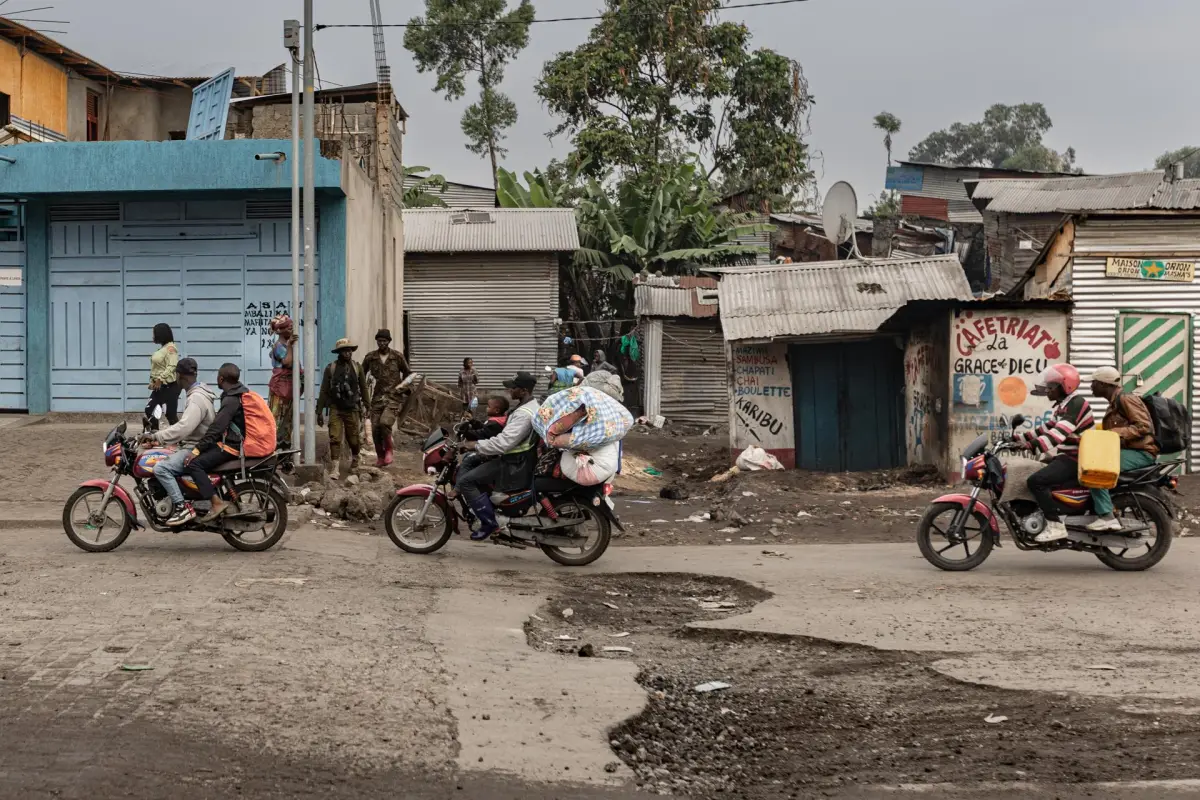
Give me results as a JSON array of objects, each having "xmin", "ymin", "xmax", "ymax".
[
  {"xmin": 0, "ymin": 91, "xmax": 9, "ymax": 127},
  {"xmin": 86, "ymin": 90, "xmax": 100, "ymax": 141},
  {"xmin": 168, "ymin": 130, "xmax": 186, "ymax": 141}
]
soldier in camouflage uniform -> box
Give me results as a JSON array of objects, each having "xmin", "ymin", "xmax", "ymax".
[{"xmin": 361, "ymin": 328, "xmax": 410, "ymax": 467}]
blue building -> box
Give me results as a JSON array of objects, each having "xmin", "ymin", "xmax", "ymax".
[{"xmin": 0, "ymin": 138, "xmax": 401, "ymax": 414}]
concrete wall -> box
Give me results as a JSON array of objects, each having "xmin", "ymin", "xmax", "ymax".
[
  {"xmin": 947, "ymin": 308, "xmax": 1069, "ymax": 477},
  {"xmin": 729, "ymin": 341, "xmax": 795, "ymax": 468},
  {"xmin": 106, "ymin": 84, "xmax": 192, "ymax": 141},
  {"xmin": 65, "ymin": 76, "xmax": 107, "ymax": 141},
  {"xmin": 904, "ymin": 317, "xmax": 950, "ymax": 469},
  {"xmin": 0, "ymin": 36, "xmax": 67, "ymax": 134},
  {"xmin": 342, "ymin": 158, "xmax": 403, "ymax": 354}
]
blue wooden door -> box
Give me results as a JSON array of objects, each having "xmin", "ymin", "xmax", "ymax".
[
  {"xmin": 49, "ymin": 223, "xmax": 125, "ymax": 411},
  {"xmin": 790, "ymin": 339, "xmax": 904, "ymax": 471},
  {"xmin": 0, "ymin": 240, "xmax": 25, "ymax": 410}
]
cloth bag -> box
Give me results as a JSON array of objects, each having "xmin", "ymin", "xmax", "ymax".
[
  {"xmin": 533, "ymin": 386, "xmax": 634, "ymax": 451},
  {"xmin": 559, "ymin": 442, "xmax": 621, "ymax": 486}
]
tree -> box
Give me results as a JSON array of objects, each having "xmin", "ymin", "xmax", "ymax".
[
  {"xmin": 402, "ymin": 166, "xmax": 449, "ymax": 208},
  {"xmin": 1155, "ymin": 146, "xmax": 1200, "ymax": 179},
  {"xmin": 537, "ymin": 0, "xmax": 812, "ymax": 209},
  {"xmin": 495, "ymin": 158, "xmax": 588, "ymax": 208},
  {"xmin": 908, "ymin": 103, "xmax": 1077, "ymax": 171},
  {"xmin": 873, "ymin": 111, "xmax": 901, "ymax": 166},
  {"xmin": 864, "ymin": 189, "xmax": 901, "ymax": 219},
  {"xmin": 403, "ymin": 0, "xmax": 535, "ymax": 190}
]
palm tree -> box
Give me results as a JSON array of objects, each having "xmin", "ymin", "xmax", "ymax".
[{"xmin": 873, "ymin": 112, "xmax": 902, "ymax": 166}]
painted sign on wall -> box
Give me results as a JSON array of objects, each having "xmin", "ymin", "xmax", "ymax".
[
  {"xmin": 904, "ymin": 328, "xmax": 942, "ymax": 465},
  {"xmin": 1105, "ymin": 257, "xmax": 1196, "ymax": 283},
  {"xmin": 948, "ymin": 309, "xmax": 1068, "ymax": 472},
  {"xmin": 730, "ymin": 342, "xmax": 794, "ymax": 464}
]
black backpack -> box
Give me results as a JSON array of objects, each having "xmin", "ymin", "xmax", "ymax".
[{"xmin": 1142, "ymin": 393, "xmax": 1191, "ymax": 454}]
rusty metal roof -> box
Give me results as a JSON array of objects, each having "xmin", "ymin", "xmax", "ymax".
[
  {"xmin": 712, "ymin": 254, "xmax": 972, "ymax": 341},
  {"xmin": 968, "ymin": 171, "xmax": 1200, "ymax": 213},
  {"xmin": 634, "ymin": 274, "xmax": 720, "ymax": 318},
  {"xmin": 402, "ymin": 208, "xmax": 579, "ymax": 253}
]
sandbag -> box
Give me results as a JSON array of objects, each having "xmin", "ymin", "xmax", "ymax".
[
  {"xmin": 533, "ymin": 386, "xmax": 633, "ymax": 450},
  {"xmin": 559, "ymin": 442, "xmax": 621, "ymax": 486}
]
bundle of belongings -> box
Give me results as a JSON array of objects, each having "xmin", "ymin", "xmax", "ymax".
[{"xmin": 533, "ymin": 373, "xmax": 633, "ymax": 486}]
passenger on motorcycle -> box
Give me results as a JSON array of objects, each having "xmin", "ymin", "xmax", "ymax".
[
  {"xmin": 1087, "ymin": 366, "xmax": 1159, "ymax": 531},
  {"xmin": 457, "ymin": 371, "xmax": 539, "ymax": 540},
  {"xmin": 138, "ymin": 357, "xmax": 217, "ymax": 526},
  {"xmin": 184, "ymin": 363, "xmax": 250, "ymax": 522},
  {"xmin": 1019, "ymin": 363, "xmax": 1095, "ymax": 543}
]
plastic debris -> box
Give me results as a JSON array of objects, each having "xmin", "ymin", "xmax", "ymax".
[
  {"xmin": 694, "ymin": 681, "xmax": 732, "ymax": 693},
  {"xmin": 643, "ymin": 467, "xmax": 664, "ymax": 477},
  {"xmin": 603, "ymin": 646, "xmax": 633, "ymax": 654},
  {"xmin": 984, "ymin": 714, "xmax": 1008, "ymax": 724},
  {"xmin": 556, "ymin": 634, "xmax": 579, "ymax": 641},
  {"xmin": 609, "ymin": 632, "xmax": 631, "ymax": 638},
  {"xmin": 603, "ymin": 602, "xmax": 620, "ymax": 610},
  {"xmin": 742, "ymin": 491, "xmax": 758, "ymax": 497},
  {"xmin": 718, "ymin": 527, "xmax": 739, "ymax": 533},
  {"xmin": 796, "ymin": 511, "xmax": 813, "ymax": 518},
  {"xmin": 562, "ymin": 608, "xmax": 575, "ymax": 619},
  {"xmin": 740, "ymin": 536, "xmax": 757, "ymax": 541},
  {"xmin": 234, "ymin": 577, "xmax": 307, "ymax": 588},
  {"xmin": 761, "ymin": 550, "xmax": 789, "ymax": 558},
  {"xmin": 120, "ymin": 664, "xmax": 153, "ymax": 672},
  {"xmin": 529, "ymin": 614, "xmax": 545, "ymax": 623},
  {"xmin": 1084, "ymin": 664, "xmax": 1118, "ymax": 671}
]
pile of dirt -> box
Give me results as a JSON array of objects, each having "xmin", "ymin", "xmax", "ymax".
[
  {"xmin": 529, "ymin": 573, "xmax": 1200, "ymax": 798},
  {"xmin": 296, "ymin": 465, "xmax": 400, "ymax": 523}
]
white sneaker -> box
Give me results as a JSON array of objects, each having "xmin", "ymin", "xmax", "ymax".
[
  {"xmin": 1035, "ymin": 520, "xmax": 1069, "ymax": 543},
  {"xmin": 328, "ymin": 462, "xmax": 341, "ymax": 481},
  {"xmin": 1086, "ymin": 516, "xmax": 1123, "ymax": 532}
]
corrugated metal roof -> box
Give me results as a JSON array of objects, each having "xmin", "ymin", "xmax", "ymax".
[
  {"xmin": 402, "ymin": 208, "xmax": 580, "ymax": 253},
  {"xmin": 968, "ymin": 171, "xmax": 1200, "ymax": 213},
  {"xmin": 714, "ymin": 254, "xmax": 972, "ymax": 341},
  {"xmin": 770, "ymin": 212, "xmax": 874, "ymax": 233},
  {"xmin": 634, "ymin": 274, "xmax": 720, "ymax": 318}
]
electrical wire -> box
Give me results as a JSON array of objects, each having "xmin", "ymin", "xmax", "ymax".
[{"xmin": 316, "ymin": 0, "xmax": 810, "ymax": 30}]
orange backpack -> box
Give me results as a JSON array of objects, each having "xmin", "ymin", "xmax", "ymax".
[{"xmin": 240, "ymin": 391, "xmax": 278, "ymax": 457}]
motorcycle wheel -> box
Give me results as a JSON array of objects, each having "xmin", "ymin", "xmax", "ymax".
[
  {"xmin": 539, "ymin": 501, "xmax": 610, "ymax": 567},
  {"xmin": 221, "ymin": 482, "xmax": 289, "ymax": 552},
  {"xmin": 385, "ymin": 494, "xmax": 453, "ymax": 554},
  {"xmin": 917, "ymin": 502, "xmax": 994, "ymax": 571},
  {"xmin": 1095, "ymin": 495, "xmax": 1172, "ymax": 572},
  {"xmin": 63, "ymin": 486, "xmax": 133, "ymax": 553}
]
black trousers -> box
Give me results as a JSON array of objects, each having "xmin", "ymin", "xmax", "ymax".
[
  {"xmin": 456, "ymin": 457, "xmax": 503, "ymax": 504},
  {"xmin": 1026, "ymin": 455, "xmax": 1078, "ymax": 522},
  {"xmin": 185, "ymin": 448, "xmax": 235, "ymax": 500},
  {"xmin": 146, "ymin": 384, "xmax": 182, "ymax": 429}
]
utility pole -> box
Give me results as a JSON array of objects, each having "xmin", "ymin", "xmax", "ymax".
[
  {"xmin": 302, "ymin": 0, "xmax": 317, "ymax": 466},
  {"xmin": 285, "ymin": 18, "xmax": 301, "ymax": 459}
]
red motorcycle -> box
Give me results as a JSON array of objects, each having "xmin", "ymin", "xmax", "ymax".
[
  {"xmin": 62, "ymin": 420, "xmax": 291, "ymax": 553},
  {"xmin": 383, "ymin": 425, "xmax": 620, "ymax": 566},
  {"xmin": 918, "ymin": 414, "xmax": 1179, "ymax": 572}
]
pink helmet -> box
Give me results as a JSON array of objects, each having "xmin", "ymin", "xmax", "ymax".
[{"xmin": 1034, "ymin": 363, "xmax": 1080, "ymax": 396}]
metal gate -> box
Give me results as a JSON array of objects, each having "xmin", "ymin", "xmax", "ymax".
[
  {"xmin": 790, "ymin": 339, "xmax": 904, "ymax": 471},
  {"xmin": 1118, "ymin": 312, "xmax": 1191, "ymax": 459},
  {"xmin": 0, "ymin": 239, "xmax": 25, "ymax": 409},
  {"xmin": 49, "ymin": 201, "xmax": 312, "ymax": 412},
  {"xmin": 660, "ymin": 319, "xmax": 725, "ymax": 426},
  {"xmin": 406, "ymin": 314, "xmax": 554, "ymax": 391}
]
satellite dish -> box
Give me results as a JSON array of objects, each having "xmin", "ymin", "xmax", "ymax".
[{"xmin": 822, "ymin": 181, "xmax": 859, "ymax": 247}]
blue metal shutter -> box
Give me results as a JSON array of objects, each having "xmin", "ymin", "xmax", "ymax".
[{"xmin": 0, "ymin": 238, "xmax": 25, "ymax": 409}]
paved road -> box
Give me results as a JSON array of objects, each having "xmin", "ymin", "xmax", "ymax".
[{"xmin": 5, "ymin": 521, "xmax": 1200, "ymax": 797}]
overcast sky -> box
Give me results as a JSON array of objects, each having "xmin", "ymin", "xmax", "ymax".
[{"xmin": 49, "ymin": 0, "xmax": 1197, "ymax": 208}]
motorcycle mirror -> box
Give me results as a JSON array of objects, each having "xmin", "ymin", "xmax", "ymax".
[
  {"xmin": 117, "ymin": 421, "xmax": 127, "ymax": 435},
  {"xmin": 1010, "ymin": 414, "xmax": 1026, "ymax": 429}
]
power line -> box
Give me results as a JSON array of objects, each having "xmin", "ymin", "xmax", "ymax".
[{"xmin": 315, "ymin": 0, "xmax": 810, "ymax": 30}]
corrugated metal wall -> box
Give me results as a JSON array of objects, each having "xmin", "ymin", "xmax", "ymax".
[
  {"xmin": 404, "ymin": 252, "xmax": 558, "ymax": 391},
  {"xmin": 402, "ymin": 180, "xmax": 495, "ymax": 210},
  {"xmin": 660, "ymin": 319, "xmax": 726, "ymax": 427},
  {"xmin": 0, "ymin": 237, "xmax": 25, "ymax": 410},
  {"xmin": 1071, "ymin": 217, "xmax": 1200, "ymax": 470}
]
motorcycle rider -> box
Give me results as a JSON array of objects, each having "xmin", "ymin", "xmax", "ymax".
[
  {"xmin": 139, "ymin": 357, "xmax": 216, "ymax": 526},
  {"xmin": 1087, "ymin": 366, "xmax": 1158, "ymax": 531},
  {"xmin": 457, "ymin": 371, "xmax": 539, "ymax": 540},
  {"xmin": 184, "ymin": 363, "xmax": 249, "ymax": 522},
  {"xmin": 1021, "ymin": 363, "xmax": 1095, "ymax": 543}
]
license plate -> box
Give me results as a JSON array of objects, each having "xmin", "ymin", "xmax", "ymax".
[{"xmin": 604, "ymin": 496, "xmax": 615, "ymax": 510}]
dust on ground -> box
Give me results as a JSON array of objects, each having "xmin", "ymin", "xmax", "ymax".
[{"xmin": 527, "ymin": 572, "xmax": 1200, "ymax": 799}]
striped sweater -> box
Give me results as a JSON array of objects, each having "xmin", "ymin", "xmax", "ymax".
[{"xmin": 1022, "ymin": 393, "xmax": 1094, "ymax": 458}]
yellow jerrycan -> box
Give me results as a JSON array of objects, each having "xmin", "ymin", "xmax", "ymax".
[{"xmin": 1078, "ymin": 425, "xmax": 1120, "ymax": 489}]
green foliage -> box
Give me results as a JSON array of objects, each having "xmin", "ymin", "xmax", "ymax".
[
  {"xmin": 403, "ymin": 0, "xmax": 535, "ymax": 186},
  {"xmin": 908, "ymin": 103, "xmax": 1077, "ymax": 170},
  {"xmin": 864, "ymin": 189, "xmax": 901, "ymax": 219},
  {"xmin": 873, "ymin": 111, "xmax": 901, "ymax": 165},
  {"xmin": 536, "ymin": 0, "xmax": 812, "ymax": 209},
  {"xmin": 1154, "ymin": 146, "xmax": 1200, "ymax": 178},
  {"xmin": 402, "ymin": 165, "xmax": 449, "ymax": 208},
  {"xmin": 495, "ymin": 158, "xmax": 588, "ymax": 208}
]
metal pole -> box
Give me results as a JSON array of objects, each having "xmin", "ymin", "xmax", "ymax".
[
  {"xmin": 302, "ymin": 0, "xmax": 317, "ymax": 466},
  {"xmin": 290, "ymin": 44, "xmax": 301, "ymax": 459}
]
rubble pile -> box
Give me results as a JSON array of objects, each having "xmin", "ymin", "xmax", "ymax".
[{"xmin": 295, "ymin": 465, "xmax": 398, "ymax": 522}]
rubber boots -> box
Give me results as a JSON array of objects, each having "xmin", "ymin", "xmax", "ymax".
[
  {"xmin": 382, "ymin": 431, "xmax": 394, "ymax": 467},
  {"xmin": 372, "ymin": 427, "xmax": 386, "ymax": 468},
  {"xmin": 468, "ymin": 495, "xmax": 499, "ymax": 540}
]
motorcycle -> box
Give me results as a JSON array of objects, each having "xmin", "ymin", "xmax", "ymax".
[
  {"xmin": 918, "ymin": 414, "xmax": 1180, "ymax": 572},
  {"xmin": 62, "ymin": 418, "xmax": 292, "ymax": 553},
  {"xmin": 383, "ymin": 425, "xmax": 621, "ymax": 566}
]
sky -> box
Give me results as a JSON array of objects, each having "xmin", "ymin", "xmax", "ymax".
[{"xmin": 42, "ymin": 0, "xmax": 1200, "ymax": 210}]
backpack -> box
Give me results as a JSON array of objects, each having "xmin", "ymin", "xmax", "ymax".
[
  {"xmin": 331, "ymin": 363, "xmax": 362, "ymax": 411},
  {"xmin": 239, "ymin": 391, "xmax": 278, "ymax": 457},
  {"xmin": 1142, "ymin": 393, "xmax": 1191, "ymax": 454}
]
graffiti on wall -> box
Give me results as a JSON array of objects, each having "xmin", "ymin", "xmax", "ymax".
[
  {"xmin": 904, "ymin": 335, "xmax": 938, "ymax": 463},
  {"xmin": 950, "ymin": 310, "xmax": 1066, "ymax": 438},
  {"xmin": 731, "ymin": 343, "xmax": 793, "ymax": 452}
]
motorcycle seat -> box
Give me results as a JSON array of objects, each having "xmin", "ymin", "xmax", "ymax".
[
  {"xmin": 1116, "ymin": 463, "xmax": 1163, "ymax": 485},
  {"xmin": 212, "ymin": 455, "xmax": 279, "ymax": 474}
]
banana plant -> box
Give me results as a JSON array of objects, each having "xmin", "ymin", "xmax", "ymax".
[{"xmin": 402, "ymin": 166, "xmax": 449, "ymax": 208}]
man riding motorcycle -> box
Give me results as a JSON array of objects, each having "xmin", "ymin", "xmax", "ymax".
[
  {"xmin": 138, "ymin": 357, "xmax": 216, "ymax": 526},
  {"xmin": 1020, "ymin": 363, "xmax": 1095, "ymax": 543},
  {"xmin": 457, "ymin": 371, "xmax": 539, "ymax": 540}
]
